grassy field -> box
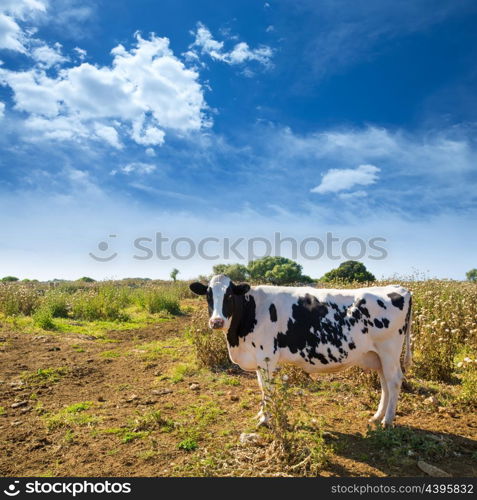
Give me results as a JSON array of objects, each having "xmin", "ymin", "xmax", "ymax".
[{"xmin": 0, "ymin": 279, "xmax": 476, "ymax": 477}]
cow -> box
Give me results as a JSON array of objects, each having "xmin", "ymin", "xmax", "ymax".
[{"xmin": 189, "ymin": 274, "xmax": 412, "ymax": 428}]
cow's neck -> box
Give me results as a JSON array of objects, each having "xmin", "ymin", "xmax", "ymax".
[{"xmin": 226, "ymin": 292, "xmax": 257, "ymax": 348}]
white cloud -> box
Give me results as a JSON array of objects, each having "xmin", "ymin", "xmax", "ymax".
[
  {"xmin": 120, "ymin": 162, "xmax": 156, "ymax": 175},
  {"xmin": 0, "ymin": 0, "xmax": 46, "ymax": 53},
  {"xmin": 311, "ymin": 164, "xmax": 380, "ymax": 194},
  {"xmin": 0, "ymin": 101, "xmax": 5, "ymax": 119},
  {"xmin": 94, "ymin": 123, "xmax": 122, "ymax": 149},
  {"xmin": 73, "ymin": 46, "xmax": 87, "ymax": 60},
  {"xmin": 31, "ymin": 42, "xmax": 68, "ymax": 68},
  {"xmin": 0, "ymin": 33, "xmax": 209, "ymax": 148},
  {"xmin": 337, "ymin": 190, "xmax": 368, "ymax": 200},
  {"xmin": 0, "ymin": 13, "xmax": 26, "ymax": 52},
  {"xmin": 145, "ymin": 147, "xmax": 156, "ymax": 157},
  {"xmin": 189, "ymin": 22, "xmax": 273, "ymax": 68}
]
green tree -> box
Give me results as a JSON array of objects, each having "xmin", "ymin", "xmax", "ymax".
[
  {"xmin": 248, "ymin": 257, "xmax": 313, "ymax": 285},
  {"xmin": 466, "ymin": 268, "xmax": 477, "ymax": 282},
  {"xmin": 320, "ymin": 260, "xmax": 375, "ymax": 283},
  {"xmin": 78, "ymin": 276, "xmax": 96, "ymax": 283},
  {"xmin": 1, "ymin": 276, "xmax": 19, "ymax": 282},
  {"xmin": 212, "ymin": 263, "xmax": 249, "ymax": 282},
  {"xmin": 170, "ymin": 268, "xmax": 180, "ymax": 282}
]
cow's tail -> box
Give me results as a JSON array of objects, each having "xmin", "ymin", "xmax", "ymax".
[{"xmin": 402, "ymin": 294, "xmax": 413, "ymax": 373}]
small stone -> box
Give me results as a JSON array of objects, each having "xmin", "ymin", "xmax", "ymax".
[
  {"xmin": 97, "ymin": 396, "xmax": 106, "ymax": 402},
  {"xmin": 417, "ymin": 460, "xmax": 451, "ymax": 477},
  {"xmin": 239, "ymin": 432, "xmax": 261, "ymax": 445},
  {"xmin": 152, "ymin": 389, "xmax": 173, "ymax": 396},
  {"xmin": 47, "ymin": 346, "xmax": 60, "ymax": 351},
  {"xmin": 11, "ymin": 401, "xmax": 28, "ymax": 408},
  {"xmin": 10, "ymin": 420, "xmax": 22, "ymax": 426},
  {"xmin": 125, "ymin": 394, "xmax": 138, "ymax": 403},
  {"xmin": 189, "ymin": 383, "xmax": 200, "ymax": 391},
  {"xmin": 229, "ymin": 395, "xmax": 239, "ymax": 402},
  {"xmin": 424, "ymin": 396, "xmax": 439, "ymax": 406}
]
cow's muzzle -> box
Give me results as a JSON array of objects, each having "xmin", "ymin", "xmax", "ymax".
[{"xmin": 209, "ymin": 317, "xmax": 225, "ymax": 329}]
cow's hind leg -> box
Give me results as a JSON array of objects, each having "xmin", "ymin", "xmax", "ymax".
[
  {"xmin": 255, "ymin": 363, "xmax": 276, "ymax": 428},
  {"xmin": 380, "ymin": 353, "xmax": 404, "ymax": 427},
  {"xmin": 356, "ymin": 351, "xmax": 388, "ymax": 423},
  {"xmin": 369, "ymin": 369, "xmax": 389, "ymax": 423}
]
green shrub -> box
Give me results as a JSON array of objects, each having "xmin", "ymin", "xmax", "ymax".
[
  {"xmin": 137, "ymin": 287, "xmax": 181, "ymax": 315},
  {"xmin": 0, "ymin": 284, "xmax": 41, "ymax": 316},
  {"xmin": 178, "ymin": 437, "xmax": 198, "ymax": 451},
  {"xmin": 43, "ymin": 291, "xmax": 69, "ymax": 318},
  {"xmin": 33, "ymin": 307, "xmax": 56, "ymax": 330},
  {"xmin": 457, "ymin": 355, "xmax": 477, "ymax": 406},
  {"xmin": 187, "ymin": 306, "xmax": 232, "ymax": 371},
  {"xmin": 71, "ymin": 285, "xmax": 130, "ymax": 321}
]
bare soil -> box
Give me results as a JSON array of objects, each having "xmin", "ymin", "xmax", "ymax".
[{"xmin": 0, "ymin": 308, "xmax": 476, "ymax": 477}]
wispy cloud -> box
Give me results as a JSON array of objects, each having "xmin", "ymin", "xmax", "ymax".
[
  {"xmin": 187, "ymin": 22, "xmax": 273, "ymax": 68},
  {"xmin": 117, "ymin": 162, "xmax": 156, "ymax": 175},
  {"xmin": 311, "ymin": 164, "xmax": 380, "ymax": 194},
  {"xmin": 281, "ymin": 0, "xmax": 475, "ymax": 81}
]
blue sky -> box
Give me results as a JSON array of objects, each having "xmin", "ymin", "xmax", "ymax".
[{"xmin": 0, "ymin": 0, "xmax": 476, "ymax": 280}]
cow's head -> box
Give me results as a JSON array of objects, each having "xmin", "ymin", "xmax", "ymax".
[{"xmin": 189, "ymin": 274, "xmax": 250, "ymax": 329}]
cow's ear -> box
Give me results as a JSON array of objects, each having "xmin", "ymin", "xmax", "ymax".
[
  {"xmin": 189, "ymin": 282, "xmax": 208, "ymax": 295},
  {"xmin": 232, "ymin": 283, "xmax": 250, "ymax": 295}
]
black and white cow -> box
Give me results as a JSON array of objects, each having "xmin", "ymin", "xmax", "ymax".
[{"xmin": 190, "ymin": 274, "xmax": 412, "ymax": 428}]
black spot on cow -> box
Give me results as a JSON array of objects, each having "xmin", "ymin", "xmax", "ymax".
[
  {"xmin": 315, "ymin": 353, "xmax": 328, "ymax": 365},
  {"xmin": 260, "ymin": 345, "xmax": 264, "ymax": 350},
  {"xmin": 327, "ymin": 348, "xmax": 338, "ymax": 363},
  {"xmin": 269, "ymin": 303, "xmax": 277, "ymax": 322},
  {"xmin": 348, "ymin": 342, "xmax": 356, "ymax": 350},
  {"xmin": 382, "ymin": 318, "xmax": 390, "ymax": 328},
  {"xmin": 362, "ymin": 327, "xmax": 368, "ymax": 334},
  {"xmin": 276, "ymin": 294, "xmax": 339, "ymax": 365},
  {"xmin": 387, "ymin": 292, "xmax": 404, "ymax": 310},
  {"xmin": 251, "ymin": 342, "xmax": 256, "ymax": 348},
  {"xmin": 374, "ymin": 318, "xmax": 383, "ymax": 328},
  {"xmin": 352, "ymin": 308, "xmax": 362, "ymax": 321},
  {"xmin": 227, "ymin": 294, "xmax": 257, "ymax": 347},
  {"xmin": 377, "ymin": 299, "xmax": 386, "ymax": 309},
  {"xmin": 355, "ymin": 298, "xmax": 371, "ymax": 319},
  {"xmin": 400, "ymin": 295, "xmax": 412, "ymax": 335}
]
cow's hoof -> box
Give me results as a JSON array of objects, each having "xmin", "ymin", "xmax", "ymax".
[
  {"xmin": 381, "ymin": 419, "xmax": 394, "ymax": 428},
  {"xmin": 368, "ymin": 414, "xmax": 384, "ymax": 424}
]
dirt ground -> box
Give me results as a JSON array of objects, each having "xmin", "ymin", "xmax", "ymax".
[{"xmin": 0, "ymin": 307, "xmax": 476, "ymax": 477}]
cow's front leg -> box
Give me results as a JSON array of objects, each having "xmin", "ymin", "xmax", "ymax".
[{"xmin": 255, "ymin": 364, "xmax": 275, "ymax": 428}]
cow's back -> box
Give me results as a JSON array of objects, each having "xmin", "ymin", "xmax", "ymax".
[{"xmin": 242, "ymin": 284, "xmax": 411, "ymax": 373}]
